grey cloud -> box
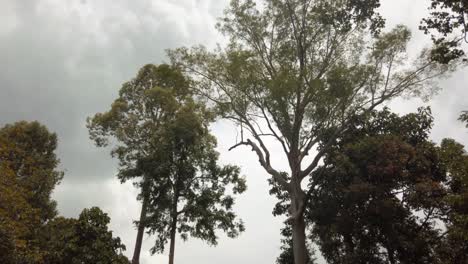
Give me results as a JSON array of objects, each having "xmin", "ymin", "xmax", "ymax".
[{"xmin": 0, "ymin": 0, "xmax": 228, "ymax": 183}]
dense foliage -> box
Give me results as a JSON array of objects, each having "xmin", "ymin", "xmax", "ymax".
[
  {"xmin": 88, "ymin": 64, "xmax": 246, "ymax": 264},
  {"xmin": 0, "ymin": 121, "xmax": 63, "ymax": 263},
  {"xmin": 170, "ymin": 0, "xmax": 461, "ymax": 263},
  {"xmin": 40, "ymin": 207, "xmax": 129, "ymax": 264},
  {"xmin": 309, "ymin": 108, "xmax": 445, "ymax": 264},
  {"xmin": 0, "ymin": 122, "xmax": 129, "ymax": 264},
  {"xmin": 143, "ymin": 100, "xmax": 247, "ymax": 257},
  {"xmin": 88, "ymin": 64, "xmax": 195, "ymax": 264},
  {"xmin": 272, "ymin": 108, "xmax": 468, "ymax": 264}
]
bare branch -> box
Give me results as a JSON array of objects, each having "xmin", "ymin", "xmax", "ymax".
[{"xmin": 229, "ymin": 139, "xmax": 290, "ymax": 190}]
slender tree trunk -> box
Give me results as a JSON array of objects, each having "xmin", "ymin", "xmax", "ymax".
[
  {"xmin": 168, "ymin": 211, "xmax": 178, "ymax": 264},
  {"xmin": 132, "ymin": 179, "xmax": 150, "ymax": 264},
  {"xmin": 168, "ymin": 184, "xmax": 180, "ymax": 264},
  {"xmin": 168, "ymin": 174, "xmax": 180, "ymax": 264}
]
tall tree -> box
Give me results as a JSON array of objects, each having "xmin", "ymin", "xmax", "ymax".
[
  {"xmin": 88, "ymin": 64, "xmax": 246, "ymax": 264},
  {"xmin": 169, "ymin": 1, "xmax": 460, "ymax": 263},
  {"xmin": 0, "ymin": 121, "xmax": 63, "ymax": 263},
  {"xmin": 143, "ymin": 98, "xmax": 246, "ymax": 264},
  {"xmin": 87, "ymin": 64, "xmax": 190, "ymax": 264}
]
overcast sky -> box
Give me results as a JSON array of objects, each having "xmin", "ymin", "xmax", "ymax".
[{"xmin": 0, "ymin": 1, "xmax": 466, "ymax": 263}]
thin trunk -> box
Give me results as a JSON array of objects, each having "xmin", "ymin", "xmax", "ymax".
[
  {"xmin": 168, "ymin": 211, "xmax": 178, "ymax": 264},
  {"xmin": 169, "ymin": 175, "xmax": 180, "ymax": 264},
  {"xmin": 132, "ymin": 179, "xmax": 150, "ymax": 264},
  {"xmin": 169, "ymin": 150, "xmax": 186, "ymax": 264}
]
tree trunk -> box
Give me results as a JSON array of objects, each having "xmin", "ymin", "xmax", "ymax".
[
  {"xmin": 168, "ymin": 177, "xmax": 180, "ymax": 264},
  {"xmin": 291, "ymin": 210, "xmax": 308, "ymax": 264},
  {"xmin": 132, "ymin": 182, "xmax": 150, "ymax": 264},
  {"xmin": 290, "ymin": 179, "xmax": 308, "ymax": 264},
  {"xmin": 168, "ymin": 182, "xmax": 180, "ymax": 264},
  {"xmin": 168, "ymin": 212, "xmax": 178, "ymax": 264}
]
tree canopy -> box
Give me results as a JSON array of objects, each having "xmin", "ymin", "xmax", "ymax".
[
  {"xmin": 169, "ymin": 1, "xmax": 461, "ymax": 263},
  {"xmin": 0, "ymin": 121, "xmax": 129, "ymax": 264},
  {"xmin": 88, "ymin": 64, "xmax": 246, "ymax": 264},
  {"xmin": 0, "ymin": 121, "xmax": 63, "ymax": 263},
  {"xmin": 0, "ymin": 121, "xmax": 63, "ymax": 222},
  {"xmin": 39, "ymin": 207, "xmax": 129, "ymax": 264},
  {"xmin": 143, "ymin": 94, "xmax": 246, "ymax": 264},
  {"xmin": 272, "ymin": 108, "xmax": 468, "ymax": 264},
  {"xmin": 307, "ymin": 108, "xmax": 445, "ymax": 264},
  {"xmin": 87, "ymin": 64, "xmax": 194, "ymax": 264}
]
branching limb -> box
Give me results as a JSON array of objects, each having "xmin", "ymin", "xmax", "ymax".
[{"xmin": 229, "ymin": 139, "xmax": 290, "ymax": 190}]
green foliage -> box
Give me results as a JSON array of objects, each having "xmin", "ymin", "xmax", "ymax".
[
  {"xmin": 40, "ymin": 207, "xmax": 129, "ymax": 264},
  {"xmin": 437, "ymin": 138, "xmax": 468, "ymax": 263},
  {"xmin": 308, "ymin": 108, "xmax": 445, "ymax": 264},
  {"xmin": 270, "ymin": 108, "xmax": 444, "ymax": 263},
  {"xmin": 420, "ymin": 0, "xmax": 468, "ymax": 63},
  {"xmin": 0, "ymin": 164, "xmax": 43, "ymax": 264},
  {"xmin": 0, "ymin": 121, "xmax": 63, "ymax": 263},
  {"xmin": 0, "ymin": 122, "xmax": 128, "ymax": 264},
  {"xmin": 88, "ymin": 64, "xmax": 246, "ymax": 261},
  {"xmin": 169, "ymin": 0, "xmax": 458, "ymax": 196},
  {"xmin": 170, "ymin": 1, "xmax": 460, "ymax": 263},
  {"xmin": 0, "ymin": 121, "xmax": 63, "ymax": 222},
  {"xmin": 271, "ymin": 107, "xmax": 468, "ymax": 264},
  {"xmin": 143, "ymin": 100, "xmax": 246, "ymax": 254},
  {"xmin": 88, "ymin": 64, "xmax": 192, "ymax": 183}
]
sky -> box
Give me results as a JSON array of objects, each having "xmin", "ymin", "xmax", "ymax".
[{"xmin": 0, "ymin": 0, "xmax": 467, "ymax": 264}]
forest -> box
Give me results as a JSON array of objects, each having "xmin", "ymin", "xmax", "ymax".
[{"xmin": 1, "ymin": 0, "xmax": 467, "ymax": 264}]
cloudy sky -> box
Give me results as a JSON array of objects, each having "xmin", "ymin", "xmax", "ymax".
[{"xmin": 0, "ymin": 0, "xmax": 466, "ymax": 263}]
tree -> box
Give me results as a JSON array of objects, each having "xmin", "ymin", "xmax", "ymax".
[
  {"xmin": 0, "ymin": 122, "xmax": 128, "ymax": 263},
  {"xmin": 40, "ymin": 207, "xmax": 129, "ymax": 264},
  {"xmin": 169, "ymin": 1, "xmax": 460, "ymax": 263},
  {"xmin": 88, "ymin": 64, "xmax": 246, "ymax": 264},
  {"xmin": 87, "ymin": 64, "xmax": 191, "ymax": 264},
  {"xmin": 0, "ymin": 121, "xmax": 63, "ymax": 223},
  {"xmin": 0, "ymin": 121, "xmax": 63, "ymax": 263},
  {"xmin": 273, "ymin": 108, "xmax": 468, "ymax": 264},
  {"xmin": 305, "ymin": 108, "xmax": 446, "ymax": 264},
  {"xmin": 143, "ymin": 98, "xmax": 246, "ymax": 264},
  {"xmin": 420, "ymin": 0, "xmax": 468, "ymax": 63}
]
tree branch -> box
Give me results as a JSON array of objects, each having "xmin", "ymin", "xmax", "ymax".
[{"xmin": 229, "ymin": 139, "xmax": 290, "ymax": 190}]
